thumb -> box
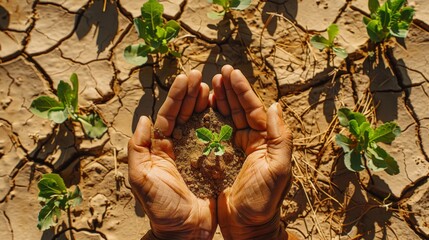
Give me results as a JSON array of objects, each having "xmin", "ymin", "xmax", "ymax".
[{"xmin": 266, "ymin": 103, "xmax": 293, "ymax": 168}]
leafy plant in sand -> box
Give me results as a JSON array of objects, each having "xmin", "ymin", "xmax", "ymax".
[
  {"xmin": 37, "ymin": 173, "xmax": 82, "ymax": 230},
  {"xmin": 30, "ymin": 73, "xmax": 107, "ymax": 139},
  {"xmin": 207, "ymin": 0, "xmax": 251, "ymax": 19},
  {"xmin": 196, "ymin": 124, "xmax": 233, "ymax": 156},
  {"xmin": 310, "ymin": 23, "xmax": 348, "ymax": 59},
  {"xmin": 335, "ymin": 108, "xmax": 400, "ymax": 175},
  {"xmin": 363, "ymin": 0, "xmax": 415, "ymax": 43},
  {"xmin": 124, "ymin": 0, "xmax": 180, "ymax": 65}
]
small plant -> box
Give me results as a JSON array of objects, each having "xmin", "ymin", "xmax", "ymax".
[
  {"xmin": 207, "ymin": 0, "xmax": 251, "ymax": 19},
  {"xmin": 310, "ymin": 23, "xmax": 348, "ymax": 59},
  {"xmin": 335, "ymin": 108, "xmax": 400, "ymax": 175},
  {"xmin": 37, "ymin": 173, "xmax": 82, "ymax": 230},
  {"xmin": 196, "ymin": 124, "xmax": 233, "ymax": 156},
  {"xmin": 124, "ymin": 0, "xmax": 180, "ymax": 65},
  {"xmin": 363, "ymin": 0, "xmax": 415, "ymax": 43},
  {"xmin": 30, "ymin": 73, "xmax": 107, "ymax": 139}
]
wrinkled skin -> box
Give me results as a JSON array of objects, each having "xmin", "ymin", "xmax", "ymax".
[{"xmin": 128, "ymin": 66, "xmax": 294, "ymax": 240}]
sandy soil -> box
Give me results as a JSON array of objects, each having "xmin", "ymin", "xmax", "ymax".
[{"xmin": 0, "ymin": 0, "xmax": 428, "ymax": 239}]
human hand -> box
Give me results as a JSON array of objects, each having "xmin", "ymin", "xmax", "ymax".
[
  {"xmin": 212, "ymin": 65, "xmax": 294, "ymax": 239},
  {"xmin": 128, "ymin": 70, "xmax": 217, "ymax": 239}
]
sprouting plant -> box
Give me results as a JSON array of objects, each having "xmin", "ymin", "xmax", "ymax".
[
  {"xmin": 207, "ymin": 0, "xmax": 251, "ymax": 19},
  {"xmin": 363, "ymin": 0, "xmax": 415, "ymax": 43},
  {"xmin": 37, "ymin": 173, "xmax": 82, "ymax": 230},
  {"xmin": 310, "ymin": 24, "xmax": 348, "ymax": 59},
  {"xmin": 196, "ymin": 124, "xmax": 233, "ymax": 156},
  {"xmin": 335, "ymin": 108, "xmax": 401, "ymax": 175},
  {"xmin": 30, "ymin": 73, "xmax": 107, "ymax": 139},
  {"xmin": 123, "ymin": 0, "xmax": 180, "ymax": 66}
]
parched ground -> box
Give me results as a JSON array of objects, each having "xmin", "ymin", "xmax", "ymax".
[{"xmin": 0, "ymin": 0, "xmax": 428, "ymax": 239}]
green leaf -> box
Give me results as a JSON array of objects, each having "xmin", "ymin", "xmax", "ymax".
[
  {"xmin": 212, "ymin": 0, "xmax": 228, "ymax": 8},
  {"xmin": 230, "ymin": 0, "xmax": 251, "ymax": 10},
  {"xmin": 310, "ymin": 35, "xmax": 329, "ymax": 50},
  {"xmin": 214, "ymin": 144, "xmax": 225, "ymax": 156},
  {"xmin": 38, "ymin": 173, "xmax": 67, "ymax": 199},
  {"xmin": 219, "ymin": 125, "xmax": 233, "ymax": 141},
  {"xmin": 196, "ymin": 127, "xmax": 213, "ymax": 143},
  {"xmin": 337, "ymin": 108, "xmax": 367, "ymax": 127},
  {"xmin": 333, "ymin": 47, "xmax": 348, "ymax": 59},
  {"xmin": 368, "ymin": 0, "xmax": 380, "ymax": 15},
  {"xmin": 164, "ymin": 20, "xmax": 180, "ymax": 41},
  {"xmin": 30, "ymin": 96, "xmax": 63, "ymax": 119},
  {"xmin": 327, "ymin": 24, "xmax": 339, "ymax": 43},
  {"xmin": 207, "ymin": 11, "xmax": 225, "ymax": 20},
  {"xmin": 37, "ymin": 198, "xmax": 61, "ymax": 230},
  {"xmin": 344, "ymin": 149, "xmax": 365, "ymax": 172},
  {"xmin": 367, "ymin": 145, "xmax": 399, "ymax": 175},
  {"xmin": 370, "ymin": 122, "xmax": 401, "ymax": 143},
  {"xmin": 365, "ymin": 146, "xmax": 388, "ymax": 171},
  {"xmin": 170, "ymin": 50, "xmax": 181, "ymax": 58},
  {"xmin": 390, "ymin": 21, "xmax": 410, "ymax": 38},
  {"xmin": 366, "ymin": 20, "xmax": 383, "ymax": 43},
  {"xmin": 134, "ymin": 18, "xmax": 146, "ymax": 39},
  {"xmin": 47, "ymin": 107, "xmax": 69, "ymax": 124},
  {"xmin": 124, "ymin": 44, "xmax": 150, "ymax": 66},
  {"xmin": 400, "ymin": 7, "xmax": 415, "ymax": 23},
  {"xmin": 349, "ymin": 120, "xmax": 360, "ymax": 137},
  {"xmin": 379, "ymin": 4, "xmax": 391, "ymax": 30},
  {"xmin": 156, "ymin": 26, "xmax": 166, "ymax": 39},
  {"xmin": 389, "ymin": 0, "xmax": 405, "ymax": 13},
  {"xmin": 57, "ymin": 80, "xmax": 73, "ymax": 107},
  {"xmin": 141, "ymin": 0, "xmax": 163, "ymax": 28},
  {"xmin": 78, "ymin": 113, "xmax": 108, "ymax": 139},
  {"xmin": 203, "ymin": 146, "xmax": 212, "ymax": 156},
  {"xmin": 69, "ymin": 73, "xmax": 79, "ymax": 112},
  {"xmin": 68, "ymin": 185, "xmax": 83, "ymax": 207},
  {"xmin": 363, "ymin": 16, "xmax": 372, "ymax": 25},
  {"xmin": 335, "ymin": 134, "xmax": 353, "ymax": 152}
]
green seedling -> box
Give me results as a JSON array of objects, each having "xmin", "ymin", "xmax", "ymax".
[
  {"xmin": 310, "ymin": 23, "xmax": 348, "ymax": 59},
  {"xmin": 196, "ymin": 124, "xmax": 233, "ymax": 156},
  {"xmin": 207, "ymin": 0, "xmax": 251, "ymax": 19},
  {"xmin": 30, "ymin": 73, "xmax": 107, "ymax": 139},
  {"xmin": 124, "ymin": 0, "xmax": 180, "ymax": 65},
  {"xmin": 37, "ymin": 173, "xmax": 82, "ymax": 230},
  {"xmin": 363, "ymin": 0, "xmax": 415, "ymax": 43},
  {"xmin": 335, "ymin": 108, "xmax": 400, "ymax": 175}
]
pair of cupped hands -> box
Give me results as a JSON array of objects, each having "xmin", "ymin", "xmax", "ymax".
[{"xmin": 128, "ymin": 65, "xmax": 294, "ymax": 240}]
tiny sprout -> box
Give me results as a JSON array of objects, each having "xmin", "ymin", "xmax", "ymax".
[{"xmin": 196, "ymin": 124, "xmax": 233, "ymax": 156}]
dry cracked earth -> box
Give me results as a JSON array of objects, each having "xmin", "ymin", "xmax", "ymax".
[{"xmin": 0, "ymin": 0, "xmax": 428, "ymax": 239}]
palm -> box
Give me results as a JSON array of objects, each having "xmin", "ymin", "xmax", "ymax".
[
  {"xmin": 212, "ymin": 66, "xmax": 292, "ymax": 239},
  {"xmin": 128, "ymin": 71, "xmax": 216, "ymax": 239}
]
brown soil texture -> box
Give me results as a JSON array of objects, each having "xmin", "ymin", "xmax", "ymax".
[
  {"xmin": 173, "ymin": 109, "xmax": 245, "ymax": 198},
  {"xmin": 1, "ymin": 0, "xmax": 429, "ymax": 239}
]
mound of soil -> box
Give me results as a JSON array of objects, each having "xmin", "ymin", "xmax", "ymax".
[{"xmin": 172, "ymin": 108, "xmax": 246, "ymax": 198}]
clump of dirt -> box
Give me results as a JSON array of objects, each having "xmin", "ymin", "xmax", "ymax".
[{"xmin": 172, "ymin": 108, "xmax": 245, "ymax": 198}]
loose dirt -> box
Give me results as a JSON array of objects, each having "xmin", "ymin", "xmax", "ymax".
[{"xmin": 173, "ymin": 108, "xmax": 245, "ymax": 198}]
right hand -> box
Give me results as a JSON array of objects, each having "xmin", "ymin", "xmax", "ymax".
[{"xmin": 212, "ymin": 65, "xmax": 294, "ymax": 239}]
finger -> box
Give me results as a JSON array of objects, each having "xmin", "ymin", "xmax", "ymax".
[
  {"xmin": 221, "ymin": 65, "xmax": 248, "ymax": 129},
  {"xmin": 266, "ymin": 103, "xmax": 293, "ymax": 168},
  {"xmin": 212, "ymin": 73, "xmax": 230, "ymax": 116},
  {"xmin": 155, "ymin": 74, "xmax": 188, "ymax": 137},
  {"xmin": 128, "ymin": 116, "xmax": 151, "ymax": 175},
  {"xmin": 195, "ymin": 82, "xmax": 209, "ymax": 112},
  {"xmin": 230, "ymin": 69, "xmax": 266, "ymax": 131},
  {"xmin": 177, "ymin": 70, "xmax": 202, "ymax": 124}
]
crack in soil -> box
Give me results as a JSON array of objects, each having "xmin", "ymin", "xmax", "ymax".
[{"xmin": 2, "ymin": 210, "xmax": 14, "ymax": 240}]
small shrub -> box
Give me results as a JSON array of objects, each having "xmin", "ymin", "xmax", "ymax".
[
  {"xmin": 335, "ymin": 108, "xmax": 400, "ymax": 175},
  {"xmin": 37, "ymin": 173, "xmax": 82, "ymax": 230},
  {"xmin": 207, "ymin": 0, "xmax": 251, "ymax": 19},
  {"xmin": 310, "ymin": 23, "xmax": 348, "ymax": 59},
  {"xmin": 124, "ymin": 0, "xmax": 180, "ymax": 65},
  {"xmin": 30, "ymin": 73, "xmax": 107, "ymax": 139},
  {"xmin": 363, "ymin": 0, "xmax": 415, "ymax": 43},
  {"xmin": 196, "ymin": 124, "xmax": 233, "ymax": 156}
]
